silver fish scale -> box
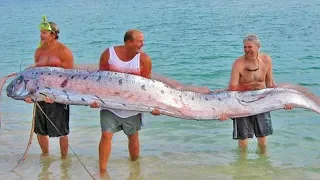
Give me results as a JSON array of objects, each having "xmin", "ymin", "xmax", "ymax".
[{"xmin": 6, "ymin": 67, "xmax": 320, "ymax": 120}]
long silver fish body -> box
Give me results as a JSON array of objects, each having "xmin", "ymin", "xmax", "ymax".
[{"xmin": 6, "ymin": 67, "xmax": 320, "ymax": 120}]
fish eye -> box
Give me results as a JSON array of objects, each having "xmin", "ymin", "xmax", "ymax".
[{"xmin": 16, "ymin": 76, "xmax": 23, "ymax": 84}]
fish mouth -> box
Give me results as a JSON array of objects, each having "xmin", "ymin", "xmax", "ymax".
[
  {"xmin": 6, "ymin": 76, "xmax": 30, "ymax": 99},
  {"xmin": 6, "ymin": 82, "xmax": 14, "ymax": 97}
]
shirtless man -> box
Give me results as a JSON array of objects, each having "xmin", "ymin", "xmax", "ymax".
[
  {"xmin": 26, "ymin": 17, "xmax": 74, "ymax": 158},
  {"xmin": 220, "ymin": 34, "xmax": 292, "ymax": 153},
  {"xmin": 90, "ymin": 29, "xmax": 160, "ymax": 175}
]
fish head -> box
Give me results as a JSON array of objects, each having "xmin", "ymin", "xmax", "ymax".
[{"xmin": 6, "ymin": 75, "xmax": 38, "ymax": 100}]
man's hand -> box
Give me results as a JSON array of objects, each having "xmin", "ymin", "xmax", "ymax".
[
  {"xmin": 24, "ymin": 97, "xmax": 33, "ymax": 104},
  {"xmin": 44, "ymin": 97, "xmax": 54, "ymax": 104},
  {"xmin": 151, "ymin": 108, "xmax": 160, "ymax": 115},
  {"xmin": 284, "ymin": 104, "xmax": 293, "ymax": 110},
  {"xmin": 218, "ymin": 114, "xmax": 229, "ymax": 121},
  {"xmin": 89, "ymin": 101, "xmax": 100, "ymax": 108}
]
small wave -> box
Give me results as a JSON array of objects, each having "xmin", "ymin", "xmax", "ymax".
[
  {"xmin": 87, "ymin": 40, "xmax": 105, "ymax": 45},
  {"xmin": 298, "ymin": 82, "xmax": 320, "ymax": 87}
]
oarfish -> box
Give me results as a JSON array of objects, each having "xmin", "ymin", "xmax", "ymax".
[{"xmin": 5, "ymin": 67, "xmax": 320, "ymax": 120}]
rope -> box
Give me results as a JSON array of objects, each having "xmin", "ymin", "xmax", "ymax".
[
  {"xmin": 11, "ymin": 104, "xmax": 36, "ymax": 171},
  {"xmin": 34, "ymin": 102, "xmax": 96, "ymax": 180}
]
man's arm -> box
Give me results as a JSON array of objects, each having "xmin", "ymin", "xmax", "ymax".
[
  {"xmin": 34, "ymin": 49, "xmax": 41, "ymax": 63},
  {"xmin": 228, "ymin": 60, "xmax": 241, "ymax": 91},
  {"xmin": 60, "ymin": 46, "xmax": 74, "ymax": 69},
  {"xmin": 140, "ymin": 53, "xmax": 152, "ymax": 78},
  {"xmin": 99, "ymin": 49, "xmax": 110, "ymax": 71},
  {"xmin": 30, "ymin": 48, "xmax": 43, "ymax": 68},
  {"xmin": 265, "ymin": 55, "xmax": 276, "ymax": 88}
]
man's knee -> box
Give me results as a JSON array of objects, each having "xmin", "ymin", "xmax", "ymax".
[
  {"xmin": 128, "ymin": 132, "xmax": 139, "ymax": 142},
  {"xmin": 59, "ymin": 135, "xmax": 68, "ymax": 140},
  {"xmin": 257, "ymin": 136, "xmax": 267, "ymax": 146},
  {"xmin": 101, "ymin": 131, "xmax": 113, "ymax": 141},
  {"xmin": 128, "ymin": 133, "xmax": 140, "ymax": 151},
  {"xmin": 238, "ymin": 139, "xmax": 248, "ymax": 148}
]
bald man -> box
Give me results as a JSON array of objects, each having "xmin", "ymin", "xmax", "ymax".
[{"xmin": 90, "ymin": 29, "xmax": 160, "ymax": 174}]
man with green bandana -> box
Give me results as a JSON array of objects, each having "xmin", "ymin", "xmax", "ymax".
[{"xmin": 25, "ymin": 16, "xmax": 74, "ymax": 158}]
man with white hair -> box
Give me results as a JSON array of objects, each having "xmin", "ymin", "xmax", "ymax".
[{"xmin": 220, "ymin": 34, "xmax": 292, "ymax": 153}]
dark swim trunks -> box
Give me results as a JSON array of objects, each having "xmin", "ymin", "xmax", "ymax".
[
  {"xmin": 232, "ymin": 112, "xmax": 273, "ymax": 140},
  {"xmin": 34, "ymin": 102, "xmax": 70, "ymax": 137}
]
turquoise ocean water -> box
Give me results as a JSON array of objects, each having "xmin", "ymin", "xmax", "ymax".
[{"xmin": 0, "ymin": 0, "xmax": 319, "ymax": 179}]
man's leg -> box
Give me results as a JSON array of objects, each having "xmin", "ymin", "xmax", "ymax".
[
  {"xmin": 257, "ymin": 136, "xmax": 267, "ymax": 154},
  {"xmin": 238, "ymin": 139, "xmax": 248, "ymax": 152},
  {"xmin": 233, "ymin": 117, "xmax": 252, "ymax": 152},
  {"xmin": 37, "ymin": 134, "xmax": 49, "ymax": 156},
  {"xmin": 128, "ymin": 132, "xmax": 140, "ymax": 161},
  {"xmin": 60, "ymin": 135, "xmax": 69, "ymax": 158},
  {"xmin": 99, "ymin": 131, "xmax": 114, "ymax": 174},
  {"xmin": 254, "ymin": 112, "xmax": 272, "ymax": 154}
]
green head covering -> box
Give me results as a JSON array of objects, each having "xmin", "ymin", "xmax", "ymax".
[
  {"xmin": 39, "ymin": 16, "xmax": 59, "ymax": 34},
  {"xmin": 38, "ymin": 16, "xmax": 59, "ymax": 47}
]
